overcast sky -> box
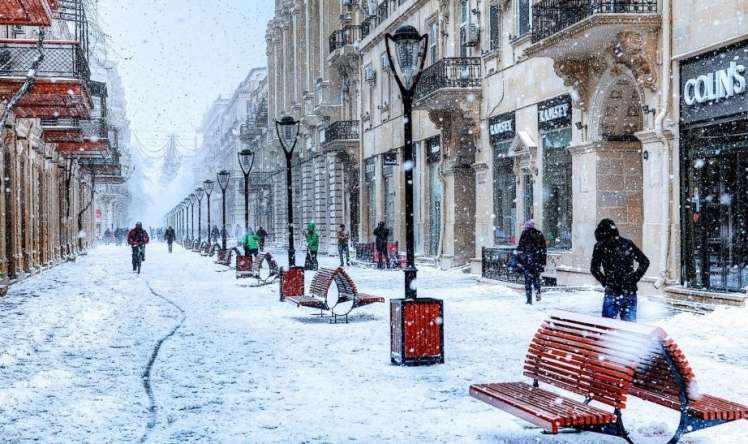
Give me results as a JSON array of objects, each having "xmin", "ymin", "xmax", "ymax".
[{"xmin": 98, "ymin": 0, "xmax": 274, "ymax": 152}]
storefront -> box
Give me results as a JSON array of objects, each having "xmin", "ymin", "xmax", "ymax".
[
  {"xmin": 364, "ymin": 157, "xmax": 376, "ymax": 237},
  {"xmin": 680, "ymin": 39, "xmax": 748, "ymax": 292},
  {"xmin": 489, "ymin": 112, "xmax": 516, "ymax": 245},
  {"xmin": 382, "ymin": 150, "xmax": 397, "ymax": 241},
  {"xmin": 425, "ymin": 136, "xmax": 442, "ymax": 257},
  {"xmin": 538, "ymin": 95, "xmax": 573, "ymax": 249}
]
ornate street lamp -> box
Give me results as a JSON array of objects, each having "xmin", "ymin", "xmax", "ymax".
[
  {"xmin": 195, "ymin": 187, "xmax": 204, "ymax": 243},
  {"xmin": 183, "ymin": 197, "xmax": 191, "ymax": 242},
  {"xmin": 238, "ymin": 148, "xmax": 255, "ymax": 233},
  {"xmin": 217, "ymin": 170, "xmax": 231, "ymax": 251},
  {"xmin": 275, "ymin": 115, "xmax": 300, "ymax": 267},
  {"xmin": 204, "ymin": 179, "xmax": 215, "ymax": 245},
  {"xmin": 385, "ymin": 25, "xmax": 444, "ymax": 366}
]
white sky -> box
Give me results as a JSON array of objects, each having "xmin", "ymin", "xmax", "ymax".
[{"xmin": 98, "ymin": 0, "xmax": 274, "ymax": 152}]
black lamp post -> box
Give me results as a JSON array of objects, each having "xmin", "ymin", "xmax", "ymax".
[
  {"xmin": 189, "ymin": 193, "xmax": 196, "ymax": 242},
  {"xmin": 204, "ymin": 179, "xmax": 215, "ymax": 245},
  {"xmin": 238, "ymin": 148, "xmax": 255, "ymax": 233},
  {"xmin": 217, "ymin": 170, "xmax": 231, "ymax": 250},
  {"xmin": 184, "ymin": 197, "xmax": 191, "ymax": 242},
  {"xmin": 195, "ymin": 187, "xmax": 204, "ymax": 243},
  {"xmin": 275, "ymin": 115, "xmax": 300, "ymax": 267},
  {"xmin": 385, "ymin": 25, "xmax": 443, "ymax": 366}
]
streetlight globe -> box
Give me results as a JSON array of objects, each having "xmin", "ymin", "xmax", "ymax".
[
  {"xmin": 238, "ymin": 148, "xmax": 255, "ymax": 175},
  {"xmin": 195, "ymin": 187, "xmax": 204, "ymax": 200},
  {"xmin": 275, "ymin": 115, "xmax": 300, "ymax": 151},
  {"xmin": 386, "ymin": 25, "xmax": 428, "ymax": 91},
  {"xmin": 217, "ymin": 170, "xmax": 231, "ymax": 191},
  {"xmin": 203, "ymin": 179, "xmax": 215, "ymax": 195}
]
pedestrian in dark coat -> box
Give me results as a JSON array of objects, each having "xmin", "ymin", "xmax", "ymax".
[
  {"xmin": 373, "ymin": 221, "xmax": 390, "ymax": 269},
  {"xmin": 211, "ymin": 225, "xmax": 220, "ymax": 243},
  {"xmin": 516, "ymin": 220, "xmax": 547, "ymax": 304},
  {"xmin": 590, "ymin": 218, "xmax": 649, "ymax": 322},
  {"xmin": 164, "ymin": 226, "xmax": 176, "ymax": 253},
  {"xmin": 256, "ymin": 226, "xmax": 268, "ymax": 251}
]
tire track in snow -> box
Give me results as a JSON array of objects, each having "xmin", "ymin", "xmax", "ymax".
[{"xmin": 140, "ymin": 281, "xmax": 186, "ymax": 443}]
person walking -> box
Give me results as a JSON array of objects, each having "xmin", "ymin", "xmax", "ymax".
[
  {"xmin": 304, "ymin": 222, "xmax": 320, "ymax": 270},
  {"xmin": 164, "ymin": 226, "xmax": 176, "ymax": 253},
  {"xmin": 590, "ymin": 218, "xmax": 650, "ymax": 322},
  {"xmin": 373, "ymin": 221, "xmax": 389, "ymax": 269},
  {"xmin": 337, "ymin": 224, "xmax": 350, "ymax": 267},
  {"xmin": 241, "ymin": 229, "xmax": 259, "ymax": 258},
  {"xmin": 516, "ymin": 220, "xmax": 547, "ymax": 304},
  {"xmin": 256, "ymin": 226, "xmax": 268, "ymax": 251},
  {"xmin": 211, "ymin": 225, "xmax": 220, "ymax": 244}
]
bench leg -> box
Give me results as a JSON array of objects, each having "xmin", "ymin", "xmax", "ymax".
[
  {"xmin": 668, "ymin": 414, "xmax": 730, "ymax": 444},
  {"xmin": 575, "ymin": 409, "xmax": 633, "ymax": 444}
]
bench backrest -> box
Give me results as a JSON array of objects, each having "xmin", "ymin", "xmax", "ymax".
[
  {"xmin": 630, "ymin": 335, "xmax": 695, "ymax": 400},
  {"xmin": 332, "ymin": 267, "xmax": 358, "ymax": 298},
  {"xmin": 309, "ymin": 268, "xmax": 337, "ymax": 299},
  {"xmin": 525, "ymin": 311, "xmax": 666, "ymax": 408}
]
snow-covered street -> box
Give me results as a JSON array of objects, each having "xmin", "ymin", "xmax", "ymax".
[{"xmin": 1, "ymin": 243, "xmax": 747, "ymax": 443}]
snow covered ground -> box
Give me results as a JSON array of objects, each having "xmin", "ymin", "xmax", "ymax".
[{"xmin": 1, "ymin": 243, "xmax": 747, "ymax": 443}]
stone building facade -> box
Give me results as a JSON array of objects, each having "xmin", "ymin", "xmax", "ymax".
[
  {"xmin": 0, "ymin": 1, "xmax": 124, "ymax": 294},
  {"xmin": 265, "ymin": 0, "xmax": 361, "ymax": 256},
  {"xmin": 260, "ymin": 1, "xmax": 748, "ymax": 300}
]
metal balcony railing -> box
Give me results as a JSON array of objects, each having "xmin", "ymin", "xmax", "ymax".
[
  {"xmin": 414, "ymin": 58, "xmax": 481, "ymax": 101},
  {"xmin": 532, "ymin": 0, "xmax": 658, "ymax": 43},
  {"xmin": 323, "ymin": 120, "xmax": 359, "ymax": 145},
  {"xmin": 79, "ymin": 118, "xmax": 107, "ymax": 141},
  {"xmin": 328, "ymin": 25, "xmax": 361, "ymax": 54},
  {"xmin": 0, "ymin": 39, "xmax": 90, "ymax": 80}
]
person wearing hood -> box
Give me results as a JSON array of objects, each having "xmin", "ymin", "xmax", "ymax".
[
  {"xmin": 241, "ymin": 228, "xmax": 259, "ymax": 258},
  {"xmin": 590, "ymin": 218, "xmax": 650, "ymax": 321},
  {"xmin": 304, "ymin": 222, "xmax": 320, "ymax": 270},
  {"xmin": 373, "ymin": 221, "xmax": 390, "ymax": 269},
  {"xmin": 516, "ymin": 220, "xmax": 547, "ymax": 304}
]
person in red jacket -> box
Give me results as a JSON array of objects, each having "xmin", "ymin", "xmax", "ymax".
[{"xmin": 128, "ymin": 222, "xmax": 150, "ymax": 271}]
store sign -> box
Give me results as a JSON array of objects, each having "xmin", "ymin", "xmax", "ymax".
[
  {"xmin": 426, "ymin": 136, "xmax": 441, "ymax": 163},
  {"xmin": 538, "ymin": 95, "xmax": 572, "ymax": 130},
  {"xmin": 489, "ymin": 112, "xmax": 515, "ymax": 142},
  {"xmin": 681, "ymin": 39, "xmax": 748, "ymax": 123},
  {"xmin": 364, "ymin": 157, "xmax": 376, "ymax": 181},
  {"xmin": 382, "ymin": 149, "xmax": 398, "ymax": 166}
]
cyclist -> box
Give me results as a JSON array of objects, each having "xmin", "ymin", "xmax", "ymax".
[{"xmin": 127, "ymin": 222, "xmax": 150, "ymax": 272}]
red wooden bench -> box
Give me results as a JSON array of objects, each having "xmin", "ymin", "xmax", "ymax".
[
  {"xmin": 470, "ymin": 311, "xmax": 748, "ymax": 443},
  {"xmin": 284, "ymin": 267, "xmax": 385, "ymax": 323}
]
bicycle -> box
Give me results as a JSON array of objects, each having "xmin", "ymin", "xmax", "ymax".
[{"xmin": 132, "ymin": 244, "xmax": 145, "ymax": 274}]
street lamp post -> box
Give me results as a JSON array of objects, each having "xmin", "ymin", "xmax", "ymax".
[
  {"xmin": 385, "ymin": 25, "xmax": 444, "ymax": 366},
  {"xmin": 204, "ymin": 179, "xmax": 215, "ymax": 245},
  {"xmin": 184, "ymin": 197, "xmax": 191, "ymax": 243},
  {"xmin": 195, "ymin": 187, "xmax": 204, "ymax": 244},
  {"xmin": 217, "ymin": 170, "xmax": 231, "ymax": 251},
  {"xmin": 238, "ymin": 148, "xmax": 255, "ymax": 233},
  {"xmin": 189, "ymin": 193, "xmax": 196, "ymax": 243},
  {"xmin": 276, "ymin": 116, "xmax": 300, "ymax": 267}
]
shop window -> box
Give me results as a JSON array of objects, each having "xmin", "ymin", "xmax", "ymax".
[
  {"xmin": 493, "ymin": 143, "xmax": 515, "ymax": 245},
  {"xmin": 542, "ymin": 127, "xmax": 572, "ymax": 249}
]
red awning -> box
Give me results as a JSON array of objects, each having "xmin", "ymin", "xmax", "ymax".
[{"xmin": 0, "ymin": 0, "xmax": 53, "ymax": 26}]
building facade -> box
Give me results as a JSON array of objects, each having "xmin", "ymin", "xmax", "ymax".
[{"xmin": 0, "ymin": 1, "xmax": 125, "ymax": 295}]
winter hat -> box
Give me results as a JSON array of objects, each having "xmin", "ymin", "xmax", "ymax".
[
  {"xmin": 525, "ymin": 219, "xmax": 536, "ymax": 229},
  {"xmin": 594, "ymin": 218, "xmax": 620, "ymax": 242}
]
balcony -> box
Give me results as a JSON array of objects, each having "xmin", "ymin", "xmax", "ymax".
[
  {"xmin": 82, "ymin": 156, "xmax": 126, "ymax": 184},
  {"xmin": 0, "ymin": 0, "xmax": 54, "ymax": 26},
  {"xmin": 527, "ymin": 0, "xmax": 660, "ymax": 59},
  {"xmin": 413, "ymin": 58, "xmax": 482, "ymax": 111},
  {"xmin": 313, "ymin": 79, "xmax": 341, "ymax": 117},
  {"xmin": 320, "ymin": 120, "xmax": 360, "ymax": 151},
  {"xmin": 0, "ymin": 39, "xmax": 92, "ymax": 118},
  {"xmin": 56, "ymin": 118, "xmax": 108, "ymax": 156},
  {"xmin": 328, "ymin": 25, "xmax": 361, "ymax": 65}
]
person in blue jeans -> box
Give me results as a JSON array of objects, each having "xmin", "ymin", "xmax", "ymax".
[{"xmin": 590, "ymin": 218, "xmax": 650, "ymax": 321}]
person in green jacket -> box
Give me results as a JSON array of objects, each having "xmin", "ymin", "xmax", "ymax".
[
  {"xmin": 304, "ymin": 222, "xmax": 320, "ymax": 270},
  {"xmin": 241, "ymin": 229, "xmax": 259, "ymax": 258}
]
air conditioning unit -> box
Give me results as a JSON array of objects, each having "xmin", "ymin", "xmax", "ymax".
[{"xmin": 461, "ymin": 24, "xmax": 480, "ymax": 47}]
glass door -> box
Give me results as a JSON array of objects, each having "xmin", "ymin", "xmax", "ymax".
[{"xmin": 428, "ymin": 161, "xmax": 442, "ymax": 257}]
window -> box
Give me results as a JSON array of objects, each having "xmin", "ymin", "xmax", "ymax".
[
  {"xmin": 518, "ymin": 0, "xmax": 532, "ymax": 37},
  {"xmin": 542, "ymin": 127, "xmax": 572, "ymax": 249},
  {"xmin": 377, "ymin": 1, "xmax": 389, "ymax": 25},
  {"xmin": 489, "ymin": 3, "xmax": 500, "ymax": 51},
  {"xmin": 460, "ymin": 1, "xmax": 470, "ymax": 56},
  {"xmin": 493, "ymin": 143, "xmax": 516, "ymax": 245},
  {"xmin": 428, "ymin": 19, "xmax": 438, "ymax": 65}
]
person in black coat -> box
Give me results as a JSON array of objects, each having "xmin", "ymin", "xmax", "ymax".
[
  {"xmin": 516, "ymin": 220, "xmax": 547, "ymax": 304},
  {"xmin": 164, "ymin": 226, "xmax": 176, "ymax": 253},
  {"xmin": 590, "ymin": 218, "xmax": 650, "ymax": 321},
  {"xmin": 373, "ymin": 221, "xmax": 390, "ymax": 269}
]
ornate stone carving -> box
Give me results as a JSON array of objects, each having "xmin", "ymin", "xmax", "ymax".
[
  {"xmin": 553, "ymin": 57, "xmax": 607, "ymax": 110},
  {"xmin": 611, "ymin": 31, "xmax": 657, "ymax": 92}
]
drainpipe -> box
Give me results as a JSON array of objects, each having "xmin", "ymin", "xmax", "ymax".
[{"xmin": 654, "ymin": 0, "xmax": 672, "ymax": 289}]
